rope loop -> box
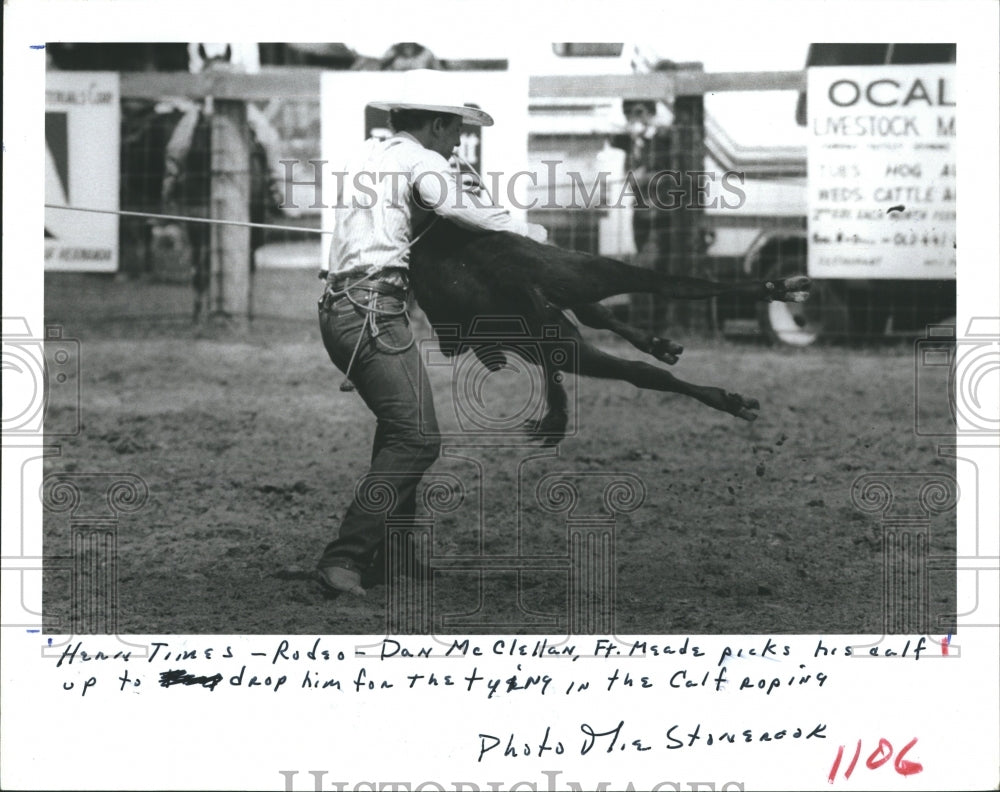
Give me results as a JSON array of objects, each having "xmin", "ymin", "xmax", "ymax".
[{"xmin": 327, "ymin": 274, "xmax": 415, "ymax": 392}]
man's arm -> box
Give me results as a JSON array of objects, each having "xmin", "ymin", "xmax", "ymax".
[
  {"xmin": 608, "ymin": 132, "xmax": 630, "ymax": 153},
  {"xmin": 162, "ymin": 104, "xmax": 200, "ymax": 212},
  {"xmin": 412, "ymin": 149, "xmax": 546, "ymax": 242},
  {"xmin": 246, "ymin": 103, "xmax": 289, "ymax": 209}
]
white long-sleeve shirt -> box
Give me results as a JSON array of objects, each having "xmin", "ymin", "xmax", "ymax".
[{"xmin": 329, "ymin": 132, "xmax": 531, "ymax": 277}]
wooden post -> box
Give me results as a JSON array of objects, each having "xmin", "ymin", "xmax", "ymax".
[
  {"xmin": 208, "ymin": 98, "xmax": 252, "ymax": 320},
  {"xmin": 667, "ymin": 88, "xmax": 710, "ymax": 334},
  {"xmin": 650, "ymin": 125, "xmax": 673, "ymax": 335}
]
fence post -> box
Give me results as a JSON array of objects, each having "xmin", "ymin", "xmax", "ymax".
[
  {"xmin": 209, "ymin": 98, "xmax": 252, "ymax": 320},
  {"xmin": 664, "ymin": 75, "xmax": 710, "ymax": 335}
]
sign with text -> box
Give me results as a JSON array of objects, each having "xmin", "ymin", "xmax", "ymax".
[
  {"xmin": 807, "ymin": 64, "xmax": 956, "ymax": 279},
  {"xmin": 44, "ymin": 71, "xmax": 120, "ymax": 272}
]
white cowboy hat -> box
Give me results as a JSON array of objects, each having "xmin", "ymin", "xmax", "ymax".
[{"xmin": 368, "ymin": 69, "xmax": 494, "ymax": 126}]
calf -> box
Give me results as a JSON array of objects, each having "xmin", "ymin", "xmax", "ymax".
[{"xmin": 408, "ymin": 218, "xmax": 811, "ymax": 444}]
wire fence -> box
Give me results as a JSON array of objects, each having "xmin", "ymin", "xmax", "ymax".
[
  {"xmin": 43, "ymin": 92, "xmax": 325, "ymax": 327},
  {"xmin": 45, "ymin": 69, "xmax": 956, "ymax": 344}
]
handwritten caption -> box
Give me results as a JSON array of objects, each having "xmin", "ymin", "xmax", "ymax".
[
  {"xmin": 51, "ymin": 634, "xmax": 932, "ymax": 699},
  {"xmin": 47, "ymin": 634, "xmax": 929, "ymax": 775}
]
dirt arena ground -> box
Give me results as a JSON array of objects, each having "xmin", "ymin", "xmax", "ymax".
[{"xmin": 42, "ymin": 272, "xmax": 957, "ymax": 636}]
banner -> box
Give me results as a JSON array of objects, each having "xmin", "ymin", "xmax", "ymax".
[
  {"xmin": 807, "ymin": 65, "xmax": 956, "ymax": 279},
  {"xmin": 44, "ymin": 71, "xmax": 119, "ymax": 272}
]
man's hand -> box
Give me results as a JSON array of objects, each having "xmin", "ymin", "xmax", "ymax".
[{"xmin": 526, "ymin": 223, "xmax": 548, "ymax": 244}]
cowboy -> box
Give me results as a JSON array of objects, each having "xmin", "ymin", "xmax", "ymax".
[{"xmin": 316, "ymin": 70, "xmax": 547, "ymax": 595}]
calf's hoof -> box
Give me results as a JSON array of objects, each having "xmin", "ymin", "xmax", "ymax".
[
  {"xmin": 521, "ymin": 410, "xmax": 568, "ymax": 445},
  {"xmin": 723, "ymin": 392, "xmax": 760, "ymax": 422},
  {"xmin": 766, "ymin": 275, "xmax": 811, "ymax": 303},
  {"xmin": 650, "ymin": 337, "xmax": 684, "ymax": 365}
]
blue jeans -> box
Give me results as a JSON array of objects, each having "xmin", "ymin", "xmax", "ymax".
[{"xmin": 317, "ymin": 284, "xmax": 441, "ymax": 573}]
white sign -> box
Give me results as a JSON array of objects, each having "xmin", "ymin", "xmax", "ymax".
[
  {"xmin": 44, "ymin": 71, "xmax": 120, "ymax": 272},
  {"xmin": 319, "ymin": 70, "xmax": 530, "ymax": 269},
  {"xmin": 808, "ymin": 65, "xmax": 956, "ymax": 279}
]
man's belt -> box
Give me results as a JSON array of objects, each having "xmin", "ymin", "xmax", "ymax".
[
  {"xmin": 319, "ymin": 268, "xmax": 409, "ymax": 311},
  {"xmin": 321, "ymin": 267, "xmax": 408, "ymax": 289}
]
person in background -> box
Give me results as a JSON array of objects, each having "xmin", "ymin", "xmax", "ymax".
[
  {"xmin": 609, "ymin": 99, "xmax": 672, "ymax": 263},
  {"xmin": 379, "ymin": 42, "xmax": 441, "ymax": 71},
  {"xmin": 187, "ymin": 43, "xmax": 261, "ymax": 74},
  {"xmin": 350, "ymin": 42, "xmax": 442, "ymax": 71},
  {"xmin": 159, "ymin": 45, "xmax": 285, "ymax": 320}
]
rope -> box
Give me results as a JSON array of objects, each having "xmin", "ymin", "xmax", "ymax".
[
  {"xmin": 454, "ymin": 152, "xmax": 496, "ymax": 205},
  {"xmin": 48, "ymin": 151, "xmax": 491, "ymax": 245},
  {"xmin": 51, "ymin": 152, "xmax": 497, "ymax": 396},
  {"xmin": 46, "ymin": 151, "xmax": 493, "ymax": 237},
  {"xmin": 44, "ymin": 203, "xmax": 333, "ymax": 236},
  {"xmin": 324, "ymin": 271, "xmax": 414, "ymax": 393}
]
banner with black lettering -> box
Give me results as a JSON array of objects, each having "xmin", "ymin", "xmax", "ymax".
[
  {"xmin": 807, "ymin": 65, "xmax": 956, "ymax": 279},
  {"xmin": 45, "ymin": 72, "xmax": 120, "ymax": 272}
]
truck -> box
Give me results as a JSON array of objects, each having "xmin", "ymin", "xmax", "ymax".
[{"xmin": 522, "ymin": 42, "xmax": 957, "ymax": 344}]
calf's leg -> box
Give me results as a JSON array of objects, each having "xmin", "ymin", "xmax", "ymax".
[
  {"xmin": 521, "ymin": 374, "xmax": 569, "ymax": 445},
  {"xmin": 539, "ymin": 254, "xmax": 810, "ymax": 307},
  {"xmin": 655, "ymin": 274, "xmax": 810, "ymax": 303},
  {"xmin": 569, "ymin": 303, "xmax": 684, "ymax": 365},
  {"xmin": 519, "ymin": 330, "xmax": 570, "ymax": 445},
  {"xmin": 552, "ymin": 316, "xmax": 760, "ymax": 421}
]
